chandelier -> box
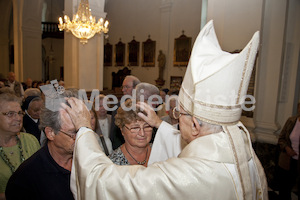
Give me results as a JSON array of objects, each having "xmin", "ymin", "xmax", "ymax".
[{"xmin": 58, "ymin": 0, "xmax": 109, "ymax": 44}]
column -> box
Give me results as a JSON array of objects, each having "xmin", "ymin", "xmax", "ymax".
[
  {"xmin": 158, "ymin": 0, "xmax": 173, "ymax": 88},
  {"xmin": 253, "ymin": 0, "xmax": 288, "ymax": 144},
  {"xmin": 64, "ymin": 0, "xmax": 106, "ymax": 91}
]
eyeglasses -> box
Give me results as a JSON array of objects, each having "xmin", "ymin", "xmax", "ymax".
[
  {"xmin": 121, "ymin": 85, "xmax": 132, "ymax": 90},
  {"xmin": 124, "ymin": 125, "xmax": 153, "ymax": 134},
  {"xmin": 59, "ymin": 130, "xmax": 76, "ymax": 140},
  {"xmin": 172, "ymin": 107, "xmax": 190, "ymax": 119},
  {"xmin": 1, "ymin": 111, "xmax": 25, "ymax": 118}
]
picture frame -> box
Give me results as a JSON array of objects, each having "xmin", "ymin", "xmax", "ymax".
[
  {"xmin": 127, "ymin": 37, "xmax": 140, "ymax": 66},
  {"xmin": 173, "ymin": 31, "xmax": 192, "ymax": 67},
  {"xmin": 115, "ymin": 39, "xmax": 125, "ymax": 66},
  {"xmin": 170, "ymin": 76, "xmax": 183, "ymax": 91},
  {"xmin": 142, "ymin": 36, "xmax": 156, "ymax": 67},
  {"xmin": 104, "ymin": 40, "xmax": 112, "ymax": 66}
]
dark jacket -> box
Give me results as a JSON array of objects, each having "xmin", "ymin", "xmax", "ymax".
[
  {"xmin": 23, "ymin": 113, "xmax": 41, "ymax": 142},
  {"xmin": 5, "ymin": 145, "xmax": 74, "ymax": 200},
  {"xmin": 278, "ymin": 115, "xmax": 300, "ymax": 170}
]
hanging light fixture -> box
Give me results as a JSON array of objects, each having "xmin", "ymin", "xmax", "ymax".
[{"xmin": 58, "ymin": 0, "xmax": 109, "ymax": 44}]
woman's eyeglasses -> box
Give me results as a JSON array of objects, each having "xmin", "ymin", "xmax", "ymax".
[
  {"xmin": 124, "ymin": 125, "xmax": 153, "ymax": 134},
  {"xmin": 1, "ymin": 111, "xmax": 25, "ymax": 118}
]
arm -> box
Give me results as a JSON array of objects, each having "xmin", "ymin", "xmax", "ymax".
[
  {"xmin": 136, "ymin": 102, "xmax": 183, "ymax": 164},
  {"xmin": 278, "ymin": 117, "xmax": 297, "ymax": 156},
  {"xmin": 148, "ymin": 121, "xmax": 182, "ymax": 164}
]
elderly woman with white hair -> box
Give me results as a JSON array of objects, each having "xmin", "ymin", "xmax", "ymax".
[
  {"xmin": 0, "ymin": 93, "xmax": 40, "ymax": 199},
  {"xmin": 135, "ymin": 82, "xmax": 160, "ymax": 109}
]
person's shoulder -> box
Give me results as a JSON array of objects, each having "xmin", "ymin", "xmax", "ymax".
[
  {"xmin": 287, "ymin": 115, "xmax": 298, "ymax": 122},
  {"xmin": 12, "ymin": 147, "xmax": 43, "ymax": 177},
  {"xmin": 22, "ymin": 114, "xmax": 34, "ymax": 123},
  {"xmin": 20, "ymin": 132, "xmax": 39, "ymax": 142},
  {"xmin": 19, "ymin": 132, "xmax": 40, "ymax": 149}
]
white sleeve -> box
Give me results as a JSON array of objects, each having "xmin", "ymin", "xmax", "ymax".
[
  {"xmin": 148, "ymin": 121, "xmax": 183, "ymax": 165},
  {"xmin": 20, "ymin": 83, "xmax": 25, "ymax": 97}
]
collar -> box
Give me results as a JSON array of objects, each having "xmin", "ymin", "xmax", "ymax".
[
  {"xmin": 25, "ymin": 110, "xmax": 38, "ymax": 123},
  {"xmin": 179, "ymin": 131, "xmax": 235, "ymax": 163}
]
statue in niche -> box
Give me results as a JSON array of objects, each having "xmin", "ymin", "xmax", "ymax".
[{"xmin": 157, "ymin": 50, "xmax": 166, "ymax": 80}]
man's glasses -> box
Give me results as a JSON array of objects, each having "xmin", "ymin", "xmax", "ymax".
[
  {"xmin": 172, "ymin": 107, "xmax": 190, "ymax": 119},
  {"xmin": 124, "ymin": 125, "xmax": 153, "ymax": 134},
  {"xmin": 59, "ymin": 130, "xmax": 76, "ymax": 140},
  {"xmin": 1, "ymin": 111, "xmax": 25, "ymax": 118},
  {"xmin": 121, "ymin": 85, "xmax": 132, "ymax": 90}
]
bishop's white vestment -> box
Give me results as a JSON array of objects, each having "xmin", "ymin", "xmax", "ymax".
[{"xmin": 71, "ymin": 124, "xmax": 268, "ymax": 200}]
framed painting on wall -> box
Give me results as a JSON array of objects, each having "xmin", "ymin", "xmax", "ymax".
[
  {"xmin": 142, "ymin": 36, "xmax": 156, "ymax": 67},
  {"xmin": 173, "ymin": 31, "xmax": 192, "ymax": 67},
  {"xmin": 115, "ymin": 39, "xmax": 125, "ymax": 66},
  {"xmin": 104, "ymin": 40, "xmax": 112, "ymax": 66},
  {"xmin": 127, "ymin": 37, "xmax": 140, "ymax": 66}
]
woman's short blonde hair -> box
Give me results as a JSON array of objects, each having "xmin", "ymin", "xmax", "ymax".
[{"xmin": 114, "ymin": 99, "xmax": 145, "ymax": 128}]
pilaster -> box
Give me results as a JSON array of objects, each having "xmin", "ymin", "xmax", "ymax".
[{"xmin": 253, "ymin": 0, "xmax": 288, "ymax": 144}]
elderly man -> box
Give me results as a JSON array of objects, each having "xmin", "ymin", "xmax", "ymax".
[
  {"xmin": 110, "ymin": 75, "xmax": 140, "ymax": 149},
  {"xmin": 64, "ymin": 21, "xmax": 268, "ymax": 199},
  {"xmin": 5, "ymin": 72, "xmax": 24, "ymax": 98},
  {"xmin": 5, "ymin": 90, "xmax": 77, "ymax": 200}
]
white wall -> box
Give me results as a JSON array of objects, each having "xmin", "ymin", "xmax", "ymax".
[
  {"xmin": 103, "ymin": 0, "xmax": 263, "ymax": 90},
  {"xmin": 104, "ymin": 0, "xmax": 202, "ymax": 90},
  {"xmin": 207, "ymin": 0, "xmax": 262, "ymax": 51}
]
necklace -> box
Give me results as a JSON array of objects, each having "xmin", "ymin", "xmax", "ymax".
[
  {"xmin": 0, "ymin": 135, "xmax": 25, "ymax": 173},
  {"xmin": 124, "ymin": 145, "xmax": 148, "ymax": 165}
]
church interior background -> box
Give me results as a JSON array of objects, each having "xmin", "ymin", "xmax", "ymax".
[{"xmin": 0, "ymin": 0, "xmax": 300, "ymax": 194}]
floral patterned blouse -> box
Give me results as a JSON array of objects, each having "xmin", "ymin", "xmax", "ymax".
[{"xmin": 109, "ymin": 144, "xmax": 152, "ymax": 165}]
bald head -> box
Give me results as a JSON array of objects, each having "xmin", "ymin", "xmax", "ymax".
[{"xmin": 8, "ymin": 72, "xmax": 15, "ymax": 83}]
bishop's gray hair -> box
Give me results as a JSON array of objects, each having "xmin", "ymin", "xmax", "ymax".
[{"xmin": 196, "ymin": 118, "xmax": 223, "ymax": 134}]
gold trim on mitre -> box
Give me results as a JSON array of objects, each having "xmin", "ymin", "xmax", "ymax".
[{"xmin": 178, "ymin": 20, "xmax": 259, "ymax": 125}]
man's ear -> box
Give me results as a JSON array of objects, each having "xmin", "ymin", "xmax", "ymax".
[
  {"xmin": 45, "ymin": 127, "xmax": 55, "ymax": 141},
  {"xmin": 191, "ymin": 117, "xmax": 201, "ymax": 137}
]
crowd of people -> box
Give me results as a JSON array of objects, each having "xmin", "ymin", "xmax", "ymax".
[
  {"xmin": 0, "ymin": 71, "xmax": 179, "ymax": 200},
  {"xmin": 0, "ymin": 20, "xmax": 298, "ymax": 200}
]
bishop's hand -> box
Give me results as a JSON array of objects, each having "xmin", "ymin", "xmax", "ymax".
[
  {"xmin": 137, "ymin": 101, "xmax": 162, "ymax": 129},
  {"xmin": 61, "ymin": 97, "xmax": 92, "ymax": 131}
]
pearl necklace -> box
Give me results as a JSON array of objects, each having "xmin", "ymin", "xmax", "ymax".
[
  {"xmin": 125, "ymin": 145, "xmax": 148, "ymax": 165},
  {"xmin": 0, "ymin": 135, "xmax": 25, "ymax": 173}
]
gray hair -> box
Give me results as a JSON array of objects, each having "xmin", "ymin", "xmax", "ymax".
[
  {"xmin": 135, "ymin": 82, "xmax": 159, "ymax": 101},
  {"xmin": 124, "ymin": 75, "xmax": 140, "ymax": 88},
  {"xmin": 0, "ymin": 93, "xmax": 22, "ymax": 109},
  {"xmin": 39, "ymin": 89, "xmax": 78, "ymax": 134},
  {"xmin": 0, "ymin": 87, "xmax": 15, "ymax": 95},
  {"xmin": 196, "ymin": 118, "xmax": 223, "ymax": 134},
  {"xmin": 24, "ymin": 88, "xmax": 41, "ymax": 98}
]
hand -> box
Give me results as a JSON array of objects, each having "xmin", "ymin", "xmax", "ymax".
[
  {"xmin": 136, "ymin": 102, "xmax": 162, "ymax": 128},
  {"xmin": 61, "ymin": 97, "xmax": 92, "ymax": 131},
  {"xmin": 285, "ymin": 146, "xmax": 297, "ymax": 157}
]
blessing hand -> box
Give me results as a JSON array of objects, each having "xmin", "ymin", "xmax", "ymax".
[
  {"xmin": 61, "ymin": 97, "xmax": 92, "ymax": 131},
  {"xmin": 137, "ymin": 102, "xmax": 162, "ymax": 129}
]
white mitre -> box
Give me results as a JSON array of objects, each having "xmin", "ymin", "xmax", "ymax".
[
  {"xmin": 178, "ymin": 20, "xmax": 263, "ymax": 199},
  {"xmin": 178, "ymin": 20, "xmax": 259, "ymax": 125}
]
